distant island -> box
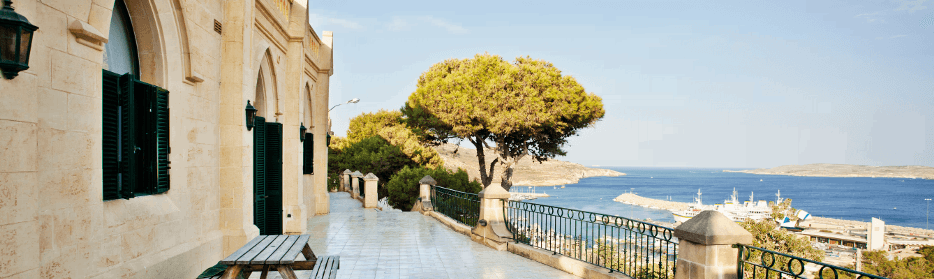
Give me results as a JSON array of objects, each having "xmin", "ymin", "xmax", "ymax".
[
  {"xmin": 432, "ymin": 143, "xmax": 625, "ymax": 186},
  {"xmin": 723, "ymin": 163, "xmax": 934, "ymax": 180}
]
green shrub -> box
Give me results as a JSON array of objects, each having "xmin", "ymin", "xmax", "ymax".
[
  {"xmin": 385, "ymin": 165, "xmax": 481, "ymax": 210},
  {"xmin": 327, "ymin": 136, "xmax": 416, "ymax": 200}
]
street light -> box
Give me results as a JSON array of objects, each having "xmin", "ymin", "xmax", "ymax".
[
  {"xmin": 926, "ymin": 198, "xmax": 931, "ymax": 230},
  {"xmin": 329, "ymin": 98, "xmax": 360, "ymax": 112}
]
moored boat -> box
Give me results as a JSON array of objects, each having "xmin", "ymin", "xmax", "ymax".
[{"xmin": 672, "ymin": 188, "xmax": 774, "ymax": 223}]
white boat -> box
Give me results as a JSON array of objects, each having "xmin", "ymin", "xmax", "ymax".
[{"xmin": 672, "ymin": 188, "xmax": 774, "ymax": 223}]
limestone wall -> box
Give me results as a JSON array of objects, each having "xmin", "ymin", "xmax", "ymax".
[{"xmin": 0, "ymin": 0, "xmax": 333, "ymax": 278}]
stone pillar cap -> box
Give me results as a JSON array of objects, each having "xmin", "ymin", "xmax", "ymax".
[
  {"xmin": 343, "ymin": 169, "xmax": 353, "ymax": 174},
  {"xmin": 674, "ymin": 210, "xmax": 753, "ymax": 245},
  {"xmin": 479, "ymin": 183, "xmax": 511, "ymax": 199},
  {"xmin": 363, "ymin": 173, "xmax": 378, "ymax": 180},
  {"xmin": 419, "ymin": 175, "xmax": 437, "ymax": 185},
  {"xmin": 351, "ymin": 171, "xmax": 364, "ymax": 177}
]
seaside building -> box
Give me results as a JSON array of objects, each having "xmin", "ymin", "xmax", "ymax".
[
  {"xmin": 799, "ymin": 230, "xmax": 869, "ymax": 249},
  {"xmin": 0, "ymin": 0, "xmax": 334, "ymax": 278},
  {"xmin": 868, "ymin": 217, "xmax": 887, "ymax": 250}
]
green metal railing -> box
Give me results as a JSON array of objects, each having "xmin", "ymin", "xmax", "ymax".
[
  {"xmin": 430, "ymin": 186, "xmax": 480, "ymax": 227},
  {"xmin": 505, "ymin": 201, "xmax": 677, "ymax": 278},
  {"xmin": 734, "ymin": 244, "xmax": 888, "ymax": 279}
]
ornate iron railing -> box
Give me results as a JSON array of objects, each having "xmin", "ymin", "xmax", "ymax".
[
  {"xmin": 734, "ymin": 244, "xmax": 888, "ymax": 279},
  {"xmin": 430, "ymin": 186, "xmax": 480, "ymax": 227},
  {"xmin": 505, "ymin": 201, "xmax": 677, "ymax": 278}
]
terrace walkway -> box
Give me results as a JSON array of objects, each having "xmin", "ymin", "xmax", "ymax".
[{"xmin": 247, "ymin": 192, "xmax": 580, "ymax": 279}]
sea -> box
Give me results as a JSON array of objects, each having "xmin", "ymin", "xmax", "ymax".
[{"xmin": 515, "ymin": 167, "xmax": 934, "ymax": 229}]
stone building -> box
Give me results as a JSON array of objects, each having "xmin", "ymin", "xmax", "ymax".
[{"xmin": 0, "ymin": 0, "xmax": 333, "ymax": 278}]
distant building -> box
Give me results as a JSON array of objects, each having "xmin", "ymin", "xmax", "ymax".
[
  {"xmin": 868, "ymin": 217, "xmax": 887, "ymax": 250},
  {"xmin": 800, "ymin": 230, "xmax": 868, "ymax": 249}
]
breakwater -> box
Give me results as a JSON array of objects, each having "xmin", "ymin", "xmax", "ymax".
[{"xmin": 612, "ymin": 193, "xmax": 690, "ymax": 212}]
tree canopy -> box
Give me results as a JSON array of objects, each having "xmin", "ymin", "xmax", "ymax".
[{"xmin": 402, "ymin": 53, "xmax": 605, "ymax": 189}]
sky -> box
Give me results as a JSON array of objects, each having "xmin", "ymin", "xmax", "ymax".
[{"xmin": 309, "ymin": 0, "xmax": 934, "ymax": 168}]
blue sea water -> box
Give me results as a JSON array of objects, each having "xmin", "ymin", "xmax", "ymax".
[{"xmin": 517, "ymin": 167, "xmax": 934, "ymax": 229}]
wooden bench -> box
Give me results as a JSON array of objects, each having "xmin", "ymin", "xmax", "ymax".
[
  {"xmin": 308, "ymin": 256, "xmax": 340, "ymax": 279},
  {"xmin": 199, "ymin": 235, "xmax": 340, "ymax": 279}
]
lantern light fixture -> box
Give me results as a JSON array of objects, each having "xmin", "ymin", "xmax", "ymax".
[
  {"xmin": 245, "ymin": 100, "xmax": 257, "ymax": 131},
  {"xmin": 0, "ymin": 0, "xmax": 39, "ymax": 79},
  {"xmin": 299, "ymin": 122, "xmax": 307, "ymax": 142}
]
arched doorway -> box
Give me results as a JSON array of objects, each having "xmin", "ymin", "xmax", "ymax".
[{"xmin": 252, "ymin": 54, "xmax": 282, "ymax": 235}]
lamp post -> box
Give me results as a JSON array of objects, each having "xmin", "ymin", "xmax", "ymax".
[
  {"xmin": 926, "ymin": 198, "xmax": 931, "ymax": 230},
  {"xmin": 630, "ymin": 188, "xmax": 635, "ymax": 219},
  {"xmin": 329, "ymin": 98, "xmax": 360, "ymax": 112},
  {"xmin": 0, "ymin": 0, "xmax": 39, "ymax": 79}
]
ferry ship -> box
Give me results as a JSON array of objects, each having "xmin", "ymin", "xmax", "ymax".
[{"xmin": 671, "ymin": 188, "xmax": 774, "ymax": 223}]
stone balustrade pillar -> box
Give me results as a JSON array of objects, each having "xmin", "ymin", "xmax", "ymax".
[
  {"xmin": 350, "ymin": 170, "xmax": 363, "ymax": 199},
  {"xmin": 414, "ymin": 175, "xmax": 436, "ymax": 213},
  {"xmin": 673, "ymin": 210, "xmax": 753, "ymax": 279},
  {"xmin": 342, "ymin": 169, "xmax": 352, "ymax": 192},
  {"xmin": 471, "ymin": 183, "xmax": 513, "ymax": 251},
  {"xmin": 363, "ymin": 173, "xmax": 378, "ymax": 208}
]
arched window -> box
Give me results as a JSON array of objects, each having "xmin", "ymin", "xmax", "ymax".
[
  {"xmin": 103, "ymin": 0, "xmax": 139, "ymax": 76},
  {"xmin": 101, "ymin": 0, "xmax": 170, "ymax": 201}
]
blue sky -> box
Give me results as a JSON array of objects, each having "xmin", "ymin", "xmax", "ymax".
[{"xmin": 310, "ymin": 0, "xmax": 934, "ymax": 168}]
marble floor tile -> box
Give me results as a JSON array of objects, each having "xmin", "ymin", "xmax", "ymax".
[{"xmin": 241, "ymin": 192, "xmax": 581, "ymax": 279}]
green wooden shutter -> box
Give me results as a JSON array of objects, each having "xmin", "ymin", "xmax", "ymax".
[
  {"xmin": 102, "ymin": 70, "xmax": 122, "ymax": 200},
  {"xmin": 153, "ymin": 87, "xmax": 170, "ymax": 194},
  {"xmin": 303, "ymin": 133, "xmax": 313, "ymax": 174},
  {"xmin": 119, "ymin": 73, "xmax": 137, "ymax": 199},
  {"xmin": 253, "ymin": 116, "xmax": 267, "ymax": 234},
  {"xmin": 265, "ymin": 122, "xmax": 283, "ymax": 235}
]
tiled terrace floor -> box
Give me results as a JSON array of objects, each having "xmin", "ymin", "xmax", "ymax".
[{"xmin": 249, "ymin": 192, "xmax": 580, "ymax": 279}]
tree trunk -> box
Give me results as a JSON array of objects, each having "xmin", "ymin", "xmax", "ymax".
[{"xmin": 471, "ymin": 136, "xmax": 496, "ymax": 187}]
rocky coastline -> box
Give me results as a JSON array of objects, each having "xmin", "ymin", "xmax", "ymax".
[
  {"xmin": 432, "ymin": 143, "xmax": 625, "ymax": 186},
  {"xmin": 723, "ymin": 163, "xmax": 934, "ymax": 179}
]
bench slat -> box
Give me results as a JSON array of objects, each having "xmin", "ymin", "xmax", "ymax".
[
  {"xmin": 219, "ymin": 236, "xmax": 267, "ymax": 264},
  {"xmin": 250, "ymin": 235, "xmax": 289, "ymax": 264},
  {"xmin": 234, "ymin": 236, "xmax": 277, "ymax": 264},
  {"xmin": 307, "ymin": 256, "xmax": 339, "ymax": 279},
  {"xmin": 277, "ymin": 235, "xmax": 311, "ymax": 264},
  {"xmin": 266, "ymin": 235, "xmax": 300, "ymax": 264},
  {"xmin": 313, "ymin": 257, "xmax": 328, "ymax": 279}
]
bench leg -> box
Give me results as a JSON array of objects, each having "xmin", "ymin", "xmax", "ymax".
[
  {"xmin": 260, "ymin": 265, "xmax": 269, "ymax": 279},
  {"xmin": 276, "ymin": 265, "xmax": 299, "ymax": 279},
  {"xmin": 219, "ymin": 265, "xmax": 243, "ymax": 279},
  {"xmin": 301, "ymin": 244, "xmax": 317, "ymax": 261}
]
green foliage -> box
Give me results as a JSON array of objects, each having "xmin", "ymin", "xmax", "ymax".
[
  {"xmin": 739, "ymin": 219, "xmax": 824, "ymax": 279},
  {"xmin": 403, "ymin": 53, "xmax": 605, "ymax": 189},
  {"xmin": 741, "ymin": 219, "xmax": 824, "ymax": 261},
  {"xmin": 327, "ymin": 136, "xmax": 416, "ymax": 200},
  {"xmin": 347, "ymin": 110, "xmax": 404, "ymax": 142},
  {"xmin": 385, "ymin": 165, "xmax": 481, "ymax": 210},
  {"xmin": 341, "ymin": 109, "xmax": 442, "ymax": 168},
  {"xmin": 857, "ymin": 246, "xmax": 934, "ymax": 279}
]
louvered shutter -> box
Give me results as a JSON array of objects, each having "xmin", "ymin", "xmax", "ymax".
[
  {"xmin": 102, "ymin": 70, "xmax": 122, "ymax": 200},
  {"xmin": 302, "ymin": 133, "xmax": 313, "ymax": 174},
  {"xmin": 119, "ymin": 73, "xmax": 137, "ymax": 199},
  {"xmin": 264, "ymin": 122, "xmax": 283, "ymax": 235},
  {"xmin": 253, "ymin": 116, "xmax": 267, "ymax": 234},
  {"xmin": 153, "ymin": 87, "xmax": 170, "ymax": 194}
]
